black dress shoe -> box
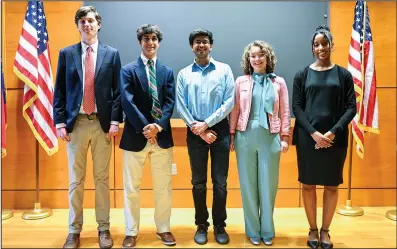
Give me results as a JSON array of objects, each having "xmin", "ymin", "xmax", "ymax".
[
  {"xmin": 307, "ymin": 228, "xmax": 319, "ymax": 249},
  {"xmin": 320, "ymin": 228, "xmax": 333, "ymax": 249}
]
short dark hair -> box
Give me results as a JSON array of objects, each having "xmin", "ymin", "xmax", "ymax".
[
  {"xmin": 189, "ymin": 29, "xmax": 214, "ymax": 46},
  {"xmin": 74, "ymin": 6, "xmax": 102, "ymax": 29},
  {"xmin": 136, "ymin": 24, "xmax": 163, "ymax": 42}
]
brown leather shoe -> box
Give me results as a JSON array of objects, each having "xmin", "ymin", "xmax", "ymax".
[
  {"xmin": 98, "ymin": 230, "xmax": 113, "ymax": 248},
  {"xmin": 63, "ymin": 233, "xmax": 80, "ymax": 248},
  {"xmin": 156, "ymin": 232, "xmax": 176, "ymax": 246},
  {"xmin": 122, "ymin": 236, "xmax": 137, "ymax": 249}
]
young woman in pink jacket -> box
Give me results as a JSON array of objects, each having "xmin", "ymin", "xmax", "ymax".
[{"xmin": 229, "ymin": 40, "xmax": 291, "ymax": 246}]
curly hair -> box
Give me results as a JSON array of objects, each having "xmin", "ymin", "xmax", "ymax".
[{"xmin": 241, "ymin": 40, "xmax": 277, "ymax": 75}]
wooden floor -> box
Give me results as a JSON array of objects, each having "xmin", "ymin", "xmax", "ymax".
[{"xmin": 1, "ymin": 207, "xmax": 396, "ymax": 248}]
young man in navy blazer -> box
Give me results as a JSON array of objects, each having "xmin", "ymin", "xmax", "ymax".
[
  {"xmin": 119, "ymin": 24, "xmax": 176, "ymax": 248},
  {"xmin": 53, "ymin": 6, "xmax": 122, "ymax": 249}
]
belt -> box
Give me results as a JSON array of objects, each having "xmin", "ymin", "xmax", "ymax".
[{"xmin": 78, "ymin": 113, "xmax": 99, "ymax": 120}]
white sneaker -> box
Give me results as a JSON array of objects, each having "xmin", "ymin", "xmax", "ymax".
[
  {"xmin": 249, "ymin": 237, "xmax": 261, "ymax": 245},
  {"xmin": 263, "ymin": 238, "xmax": 274, "ymax": 246}
]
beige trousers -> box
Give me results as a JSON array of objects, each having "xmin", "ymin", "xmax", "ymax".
[
  {"xmin": 123, "ymin": 142, "xmax": 173, "ymax": 236},
  {"xmin": 67, "ymin": 115, "xmax": 112, "ymax": 233}
]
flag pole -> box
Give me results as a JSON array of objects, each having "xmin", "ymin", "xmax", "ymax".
[
  {"xmin": 385, "ymin": 210, "xmax": 396, "ymax": 221},
  {"xmin": 22, "ymin": 140, "xmax": 52, "ymax": 219},
  {"xmin": 1, "ymin": 0, "xmax": 14, "ymax": 221},
  {"xmin": 336, "ymin": 0, "xmax": 366, "ymax": 217},
  {"xmin": 335, "ymin": 126, "xmax": 363, "ymax": 216}
]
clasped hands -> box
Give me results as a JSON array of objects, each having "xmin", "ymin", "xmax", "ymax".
[
  {"xmin": 191, "ymin": 121, "xmax": 217, "ymax": 144},
  {"xmin": 56, "ymin": 124, "xmax": 119, "ymax": 142},
  {"xmin": 143, "ymin": 123, "xmax": 160, "ymax": 144},
  {"xmin": 311, "ymin": 131, "xmax": 335, "ymax": 149}
]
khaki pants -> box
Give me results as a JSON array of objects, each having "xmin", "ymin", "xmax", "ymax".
[
  {"xmin": 67, "ymin": 115, "xmax": 112, "ymax": 233},
  {"xmin": 123, "ymin": 142, "xmax": 173, "ymax": 236}
]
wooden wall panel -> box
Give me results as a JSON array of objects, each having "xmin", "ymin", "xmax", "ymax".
[
  {"xmin": 300, "ymin": 188, "xmax": 396, "ymax": 207},
  {"xmin": 39, "ymin": 139, "xmax": 116, "ymax": 190},
  {"xmin": 330, "ymin": 2, "xmax": 396, "ymax": 87},
  {"xmin": 340, "ymin": 89, "xmax": 396, "ymax": 189},
  {"xmin": 3, "ymin": 2, "xmax": 82, "ymax": 89},
  {"xmin": 350, "ymin": 89, "xmax": 396, "ymax": 188},
  {"xmin": 2, "ymin": 190, "xmax": 115, "ymax": 209},
  {"xmin": 331, "ymin": 2, "xmax": 396, "ymax": 192},
  {"xmin": 115, "ymin": 189, "xmax": 300, "ymax": 209},
  {"xmin": 3, "ymin": 3, "xmax": 25, "ymax": 88},
  {"xmin": 2, "ymin": 191, "xmax": 36, "ymax": 209},
  {"xmin": 1, "ymin": 90, "xmax": 36, "ymax": 190}
]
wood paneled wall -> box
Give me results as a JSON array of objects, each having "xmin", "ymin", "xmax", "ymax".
[
  {"xmin": 1, "ymin": 2, "xmax": 396, "ymax": 209},
  {"xmin": 330, "ymin": 2, "xmax": 396, "ymax": 198}
]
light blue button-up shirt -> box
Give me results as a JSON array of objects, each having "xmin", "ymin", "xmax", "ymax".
[{"xmin": 176, "ymin": 57, "xmax": 235, "ymax": 128}]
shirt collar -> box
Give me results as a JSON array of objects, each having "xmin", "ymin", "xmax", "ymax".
[
  {"xmin": 193, "ymin": 57, "xmax": 216, "ymax": 71},
  {"xmin": 81, "ymin": 40, "xmax": 99, "ymax": 53},
  {"xmin": 141, "ymin": 53, "xmax": 157, "ymax": 66}
]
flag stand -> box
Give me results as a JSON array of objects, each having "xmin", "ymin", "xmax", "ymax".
[
  {"xmin": 385, "ymin": 210, "xmax": 396, "ymax": 221},
  {"xmin": 336, "ymin": 130, "xmax": 364, "ymax": 216},
  {"xmin": 2, "ymin": 210, "xmax": 14, "ymax": 220},
  {"xmin": 22, "ymin": 140, "xmax": 52, "ymax": 220}
]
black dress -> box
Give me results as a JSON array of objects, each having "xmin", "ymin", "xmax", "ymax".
[{"xmin": 292, "ymin": 65, "xmax": 356, "ymax": 186}]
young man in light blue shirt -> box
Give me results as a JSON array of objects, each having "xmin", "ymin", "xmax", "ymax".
[{"xmin": 176, "ymin": 28, "xmax": 235, "ymax": 245}]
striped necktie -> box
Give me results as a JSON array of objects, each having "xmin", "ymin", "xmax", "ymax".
[{"xmin": 147, "ymin": 59, "xmax": 162, "ymax": 120}]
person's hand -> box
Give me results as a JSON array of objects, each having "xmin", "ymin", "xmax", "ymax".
[
  {"xmin": 107, "ymin": 124, "xmax": 119, "ymax": 139},
  {"xmin": 200, "ymin": 130, "xmax": 217, "ymax": 144},
  {"xmin": 191, "ymin": 121, "xmax": 209, "ymax": 136},
  {"xmin": 324, "ymin": 131, "xmax": 335, "ymax": 140},
  {"xmin": 148, "ymin": 136, "xmax": 158, "ymax": 144},
  {"xmin": 311, "ymin": 131, "xmax": 333, "ymax": 148},
  {"xmin": 315, "ymin": 131, "xmax": 335, "ymax": 149},
  {"xmin": 143, "ymin": 124, "xmax": 159, "ymax": 139},
  {"xmin": 281, "ymin": 141, "xmax": 289, "ymax": 153},
  {"xmin": 56, "ymin": 127, "xmax": 70, "ymax": 142},
  {"xmin": 229, "ymin": 134, "xmax": 235, "ymax": 151}
]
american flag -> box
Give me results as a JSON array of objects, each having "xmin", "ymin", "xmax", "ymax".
[
  {"xmin": 348, "ymin": 1, "xmax": 379, "ymax": 159},
  {"xmin": 1, "ymin": 58, "xmax": 7, "ymax": 158},
  {"xmin": 13, "ymin": 0, "xmax": 58, "ymax": 156}
]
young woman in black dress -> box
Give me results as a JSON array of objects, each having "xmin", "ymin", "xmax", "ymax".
[{"xmin": 292, "ymin": 25, "xmax": 356, "ymax": 249}]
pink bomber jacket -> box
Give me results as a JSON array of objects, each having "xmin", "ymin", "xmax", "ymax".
[{"xmin": 229, "ymin": 75, "xmax": 291, "ymax": 140}]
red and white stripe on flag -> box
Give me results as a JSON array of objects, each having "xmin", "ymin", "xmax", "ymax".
[
  {"xmin": 13, "ymin": 0, "xmax": 58, "ymax": 156},
  {"xmin": 348, "ymin": 1, "xmax": 379, "ymax": 159}
]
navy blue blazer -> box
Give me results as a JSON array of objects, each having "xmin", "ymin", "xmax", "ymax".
[
  {"xmin": 53, "ymin": 42, "xmax": 123, "ymax": 133},
  {"xmin": 119, "ymin": 57, "xmax": 175, "ymax": 152}
]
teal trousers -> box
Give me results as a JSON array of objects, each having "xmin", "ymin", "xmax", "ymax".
[{"xmin": 235, "ymin": 120, "xmax": 281, "ymax": 240}]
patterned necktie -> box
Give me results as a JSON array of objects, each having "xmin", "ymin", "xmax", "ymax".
[
  {"xmin": 83, "ymin": 46, "xmax": 95, "ymax": 115},
  {"xmin": 147, "ymin": 59, "xmax": 162, "ymax": 120}
]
